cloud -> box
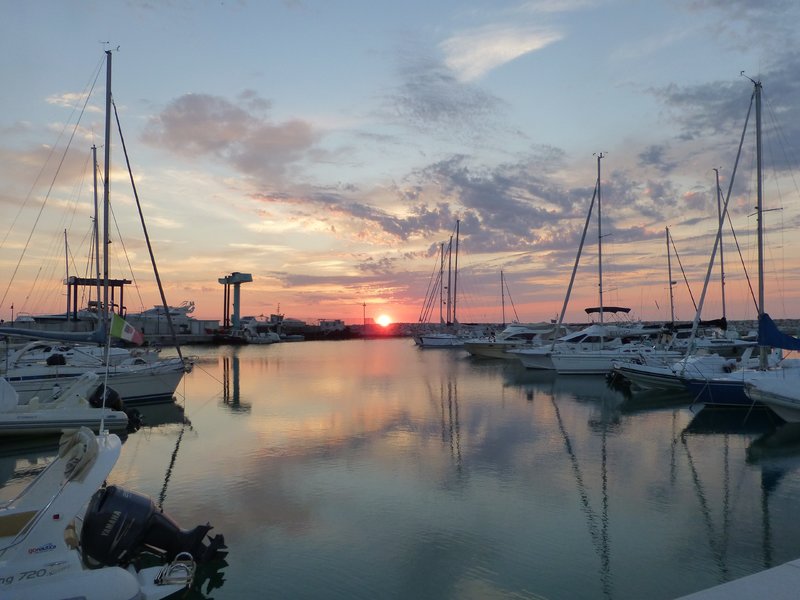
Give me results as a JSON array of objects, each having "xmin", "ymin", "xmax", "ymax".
[
  {"xmin": 650, "ymin": 51, "xmax": 800, "ymax": 172},
  {"xmin": 388, "ymin": 53, "xmax": 503, "ymax": 136},
  {"xmin": 441, "ymin": 24, "xmax": 563, "ymax": 82},
  {"xmin": 142, "ymin": 92, "xmax": 317, "ymax": 183}
]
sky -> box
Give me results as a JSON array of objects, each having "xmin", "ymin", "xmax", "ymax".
[{"xmin": 2, "ymin": 0, "xmax": 800, "ymax": 327}]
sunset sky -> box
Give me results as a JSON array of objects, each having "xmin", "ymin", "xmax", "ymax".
[{"xmin": 1, "ymin": 0, "xmax": 799, "ymax": 326}]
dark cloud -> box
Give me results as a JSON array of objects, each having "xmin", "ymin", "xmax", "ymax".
[
  {"xmin": 650, "ymin": 51, "xmax": 800, "ymax": 176},
  {"xmin": 142, "ymin": 92, "xmax": 317, "ymax": 182},
  {"xmin": 386, "ymin": 52, "xmax": 503, "ymax": 140},
  {"xmin": 683, "ymin": 0, "xmax": 798, "ymax": 54},
  {"xmin": 638, "ymin": 144, "xmax": 677, "ymax": 174}
]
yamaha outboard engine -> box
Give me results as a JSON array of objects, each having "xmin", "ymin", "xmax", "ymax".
[{"xmin": 80, "ymin": 485, "xmax": 226, "ymax": 567}]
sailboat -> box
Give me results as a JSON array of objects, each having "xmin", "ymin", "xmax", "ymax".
[
  {"xmin": 681, "ymin": 77, "xmax": 800, "ymax": 408},
  {"xmin": 510, "ymin": 154, "xmax": 678, "ymax": 373},
  {"xmin": 414, "ymin": 220, "xmax": 469, "ymax": 347},
  {"xmin": 611, "ymin": 224, "xmax": 756, "ymax": 392},
  {"xmin": 0, "ymin": 51, "xmax": 191, "ymax": 406}
]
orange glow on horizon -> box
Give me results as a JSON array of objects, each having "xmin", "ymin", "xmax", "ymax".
[{"xmin": 376, "ymin": 314, "xmax": 392, "ymax": 327}]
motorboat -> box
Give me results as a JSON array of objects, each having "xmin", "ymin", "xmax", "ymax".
[
  {"xmin": 0, "ymin": 426, "xmax": 226, "ymax": 599},
  {"xmin": 463, "ymin": 322, "xmax": 568, "ymax": 359},
  {"xmin": 611, "ymin": 347, "xmax": 766, "ymax": 392},
  {"xmin": 509, "ymin": 321, "xmax": 658, "ymax": 371},
  {"xmin": 0, "ymin": 373, "xmax": 131, "ymax": 437},
  {"xmin": 414, "ymin": 330, "xmax": 467, "ymax": 348}
]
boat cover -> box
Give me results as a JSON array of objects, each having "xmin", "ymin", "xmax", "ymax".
[{"xmin": 758, "ymin": 313, "xmax": 800, "ymax": 351}]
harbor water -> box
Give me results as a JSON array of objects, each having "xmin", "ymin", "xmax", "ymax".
[{"xmin": 4, "ymin": 337, "xmax": 800, "ymax": 599}]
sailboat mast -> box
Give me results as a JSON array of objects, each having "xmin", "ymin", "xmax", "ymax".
[
  {"xmin": 596, "ymin": 153, "xmax": 605, "ymax": 326},
  {"xmin": 102, "ymin": 50, "xmax": 112, "ymax": 329},
  {"xmin": 64, "ymin": 230, "xmax": 69, "ymax": 318},
  {"xmin": 446, "ymin": 236, "xmax": 453, "ymax": 324},
  {"xmin": 501, "ymin": 270, "xmax": 506, "ymax": 327},
  {"xmin": 713, "ymin": 168, "xmax": 727, "ymax": 319},
  {"xmin": 439, "ymin": 242, "xmax": 445, "ymax": 326},
  {"xmin": 92, "ymin": 144, "xmax": 101, "ymax": 315},
  {"xmin": 666, "ymin": 227, "xmax": 675, "ymax": 323},
  {"xmin": 754, "ymin": 80, "xmax": 767, "ymax": 369},
  {"xmin": 453, "ymin": 219, "xmax": 460, "ymax": 325}
]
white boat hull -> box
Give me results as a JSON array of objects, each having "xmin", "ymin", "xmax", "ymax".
[
  {"xmin": 414, "ymin": 334, "xmax": 465, "ymax": 348},
  {"xmin": 746, "ymin": 377, "xmax": 800, "ymax": 422},
  {"xmin": 7, "ymin": 359, "xmax": 188, "ymax": 406},
  {"xmin": 510, "ymin": 348, "xmax": 554, "ymax": 370},
  {"xmin": 551, "ymin": 348, "xmax": 683, "ymax": 375},
  {"xmin": 0, "ymin": 407, "xmax": 128, "ymax": 436},
  {"xmin": 463, "ymin": 341, "xmax": 530, "ymax": 359}
]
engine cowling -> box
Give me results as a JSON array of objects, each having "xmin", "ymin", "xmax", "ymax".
[{"xmin": 80, "ymin": 485, "xmax": 226, "ymax": 567}]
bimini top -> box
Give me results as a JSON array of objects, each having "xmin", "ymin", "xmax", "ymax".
[{"xmin": 584, "ymin": 306, "xmax": 631, "ymax": 315}]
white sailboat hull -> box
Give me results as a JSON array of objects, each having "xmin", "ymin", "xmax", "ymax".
[{"xmin": 7, "ymin": 359, "xmax": 188, "ymax": 406}]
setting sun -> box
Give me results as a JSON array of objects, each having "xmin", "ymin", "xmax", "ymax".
[{"xmin": 375, "ymin": 314, "xmax": 392, "ymax": 327}]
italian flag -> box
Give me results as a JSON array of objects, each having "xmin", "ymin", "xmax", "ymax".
[{"xmin": 110, "ymin": 313, "xmax": 145, "ymax": 345}]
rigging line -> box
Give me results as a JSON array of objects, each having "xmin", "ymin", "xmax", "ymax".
[
  {"xmin": 668, "ymin": 234, "xmax": 697, "ymax": 311},
  {"xmin": 725, "ymin": 208, "xmax": 758, "ymax": 313},
  {"xmin": 112, "ymin": 99, "xmax": 184, "ymax": 362},
  {"xmin": 107, "ymin": 200, "xmax": 145, "ymax": 311},
  {"xmin": 764, "ymin": 94, "xmax": 800, "ymax": 199},
  {"xmin": 680, "ymin": 432, "xmax": 730, "ymax": 579},
  {"xmin": 503, "ymin": 277, "xmax": 521, "ymax": 322},
  {"xmin": 0, "ymin": 59, "xmax": 105, "ymax": 311},
  {"xmin": 0, "ymin": 55, "xmax": 105, "ymax": 251},
  {"xmin": 157, "ymin": 421, "xmax": 186, "ymax": 510}
]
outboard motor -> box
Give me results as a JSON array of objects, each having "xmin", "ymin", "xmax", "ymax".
[
  {"xmin": 80, "ymin": 485, "xmax": 226, "ymax": 567},
  {"xmin": 88, "ymin": 384, "xmax": 124, "ymax": 412}
]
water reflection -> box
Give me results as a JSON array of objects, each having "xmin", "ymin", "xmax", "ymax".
[
  {"xmin": 95, "ymin": 341, "xmax": 800, "ymax": 598},
  {"xmin": 222, "ymin": 353, "xmax": 250, "ymax": 412},
  {"xmin": 679, "ymin": 406, "xmax": 787, "ymax": 577}
]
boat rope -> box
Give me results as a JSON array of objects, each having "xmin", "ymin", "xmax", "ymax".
[{"xmin": 667, "ymin": 233, "xmax": 697, "ymax": 312}]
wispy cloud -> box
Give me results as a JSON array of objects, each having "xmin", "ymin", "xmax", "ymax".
[{"xmin": 441, "ymin": 24, "xmax": 562, "ymax": 82}]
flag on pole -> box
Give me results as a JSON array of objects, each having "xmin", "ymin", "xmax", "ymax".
[{"xmin": 110, "ymin": 313, "xmax": 145, "ymax": 345}]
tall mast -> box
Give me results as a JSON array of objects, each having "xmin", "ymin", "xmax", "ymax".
[
  {"xmin": 596, "ymin": 152, "xmax": 605, "ymax": 326},
  {"xmin": 102, "ymin": 50, "xmax": 112, "ymax": 329},
  {"xmin": 64, "ymin": 230, "xmax": 69, "ymax": 318},
  {"xmin": 439, "ymin": 242, "xmax": 445, "ymax": 326},
  {"xmin": 453, "ymin": 219, "xmax": 460, "ymax": 325},
  {"xmin": 754, "ymin": 79, "xmax": 767, "ymax": 369},
  {"xmin": 500, "ymin": 270, "xmax": 506, "ymax": 327},
  {"xmin": 666, "ymin": 227, "xmax": 675, "ymax": 323},
  {"xmin": 713, "ymin": 168, "xmax": 727, "ymax": 319},
  {"xmin": 92, "ymin": 144, "xmax": 102, "ymax": 313},
  {"xmin": 446, "ymin": 236, "xmax": 453, "ymax": 324}
]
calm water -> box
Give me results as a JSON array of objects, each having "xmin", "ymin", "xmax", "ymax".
[{"xmin": 4, "ymin": 338, "xmax": 800, "ymax": 599}]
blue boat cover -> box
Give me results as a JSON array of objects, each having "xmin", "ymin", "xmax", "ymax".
[{"xmin": 758, "ymin": 312, "xmax": 800, "ymax": 350}]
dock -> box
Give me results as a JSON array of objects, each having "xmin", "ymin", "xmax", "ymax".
[{"xmin": 678, "ymin": 558, "xmax": 800, "ymax": 599}]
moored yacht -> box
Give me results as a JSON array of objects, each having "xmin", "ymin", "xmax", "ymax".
[{"xmin": 463, "ymin": 322, "xmax": 568, "ymax": 359}]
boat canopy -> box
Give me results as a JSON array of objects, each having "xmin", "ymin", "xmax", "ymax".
[
  {"xmin": 758, "ymin": 313, "xmax": 800, "ymax": 351},
  {"xmin": 584, "ymin": 306, "xmax": 631, "ymax": 315}
]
